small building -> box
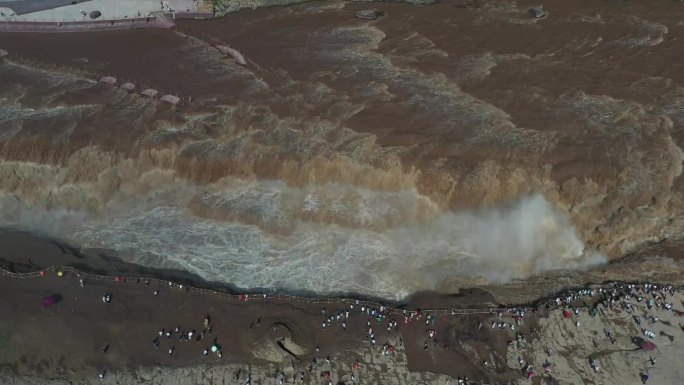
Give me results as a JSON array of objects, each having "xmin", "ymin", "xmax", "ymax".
[
  {"xmin": 160, "ymin": 94, "xmax": 180, "ymax": 106},
  {"xmin": 99, "ymin": 76, "xmax": 117, "ymax": 86},
  {"xmin": 120, "ymin": 82, "xmax": 136, "ymax": 92},
  {"xmin": 141, "ymin": 88, "xmax": 159, "ymax": 98}
]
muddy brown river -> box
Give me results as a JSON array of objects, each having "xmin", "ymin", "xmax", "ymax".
[{"xmin": 0, "ymin": 0, "xmax": 683, "ymax": 298}]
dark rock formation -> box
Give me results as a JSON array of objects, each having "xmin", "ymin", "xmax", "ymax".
[{"xmin": 355, "ymin": 9, "xmax": 384, "ymax": 20}]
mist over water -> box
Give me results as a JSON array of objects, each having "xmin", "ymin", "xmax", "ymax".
[{"xmin": 0, "ymin": 179, "xmax": 603, "ymax": 299}]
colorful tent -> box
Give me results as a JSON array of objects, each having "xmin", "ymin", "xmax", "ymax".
[
  {"xmin": 562, "ymin": 310, "xmax": 571, "ymax": 318},
  {"xmin": 41, "ymin": 295, "xmax": 56, "ymax": 308},
  {"xmin": 639, "ymin": 340, "xmax": 657, "ymax": 351}
]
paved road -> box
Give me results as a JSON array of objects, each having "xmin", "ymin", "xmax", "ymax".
[
  {"xmin": 0, "ymin": 0, "xmax": 93, "ymax": 16},
  {"xmin": 0, "ymin": 15, "xmax": 174, "ymax": 32},
  {"xmin": 1, "ymin": 0, "xmax": 201, "ymax": 22}
]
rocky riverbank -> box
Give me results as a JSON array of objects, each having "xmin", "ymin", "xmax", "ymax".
[{"xmin": 0, "ymin": 229, "xmax": 682, "ymax": 385}]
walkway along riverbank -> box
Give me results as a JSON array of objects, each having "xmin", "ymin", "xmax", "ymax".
[
  {"xmin": 0, "ymin": 15, "xmax": 172, "ymax": 32},
  {"xmin": 2, "ymin": 264, "xmax": 681, "ymax": 318},
  {"xmin": 0, "ymin": 265, "xmax": 500, "ymax": 316},
  {"xmin": 0, "ymin": 12, "xmax": 212, "ymax": 33}
]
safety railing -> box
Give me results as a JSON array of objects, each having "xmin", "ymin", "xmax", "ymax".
[
  {"xmin": 2, "ymin": 265, "xmax": 677, "ymax": 317},
  {"xmin": 0, "ymin": 265, "xmax": 505, "ymax": 316}
]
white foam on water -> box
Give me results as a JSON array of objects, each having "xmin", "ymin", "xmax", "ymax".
[{"xmin": 0, "ymin": 178, "xmax": 605, "ymax": 299}]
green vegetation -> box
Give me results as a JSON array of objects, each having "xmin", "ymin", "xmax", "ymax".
[{"xmin": 211, "ymin": 0, "xmax": 233, "ymax": 14}]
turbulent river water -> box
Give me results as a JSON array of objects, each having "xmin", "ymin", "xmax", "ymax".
[{"xmin": 0, "ymin": 0, "xmax": 683, "ymax": 298}]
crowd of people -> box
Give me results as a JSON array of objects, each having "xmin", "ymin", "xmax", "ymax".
[
  {"xmin": 495, "ymin": 282, "xmax": 681, "ymax": 384},
  {"xmin": 95, "ymin": 279, "xmax": 225, "ymax": 381},
  {"xmin": 149, "ymin": 314, "xmax": 223, "ymax": 360},
  {"xmin": 62, "ymin": 270, "xmax": 681, "ymax": 384}
]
